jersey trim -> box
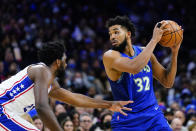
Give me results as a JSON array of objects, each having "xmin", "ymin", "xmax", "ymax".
[
  {"xmin": 0, "ymin": 74, "xmax": 28, "ymax": 96},
  {"xmin": 0, "ymin": 75, "xmax": 34, "ymax": 105},
  {"xmin": 2, "ymin": 107, "xmax": 39, "ymax": 131},
  {"xmin": 2, "ymin": 84, "xmax": 34, "ymax": 106},
  {"xmin": 0, "ymin": 123, "xmax": 10, "ymax": 131}
]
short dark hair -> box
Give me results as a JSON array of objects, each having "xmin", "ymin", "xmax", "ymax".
[
  {"xmin": 32, "ymin": 115, "xmax": 41, "ymax": 121},
  {"xmin": 106, "ymin": 16, "xmax": 136, "ymax": 37},
  {"xmin": 38, "ymin": 41, "xmax": 66, "ymax": 66}
]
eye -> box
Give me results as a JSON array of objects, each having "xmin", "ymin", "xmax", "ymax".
[{"xmin": 115, "ymin": 31, "xmax": 119, "ymax": 34}]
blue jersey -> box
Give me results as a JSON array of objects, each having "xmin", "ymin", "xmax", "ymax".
[
  {"xmin": 108, "ymin": 46, "xmax": 157, "ymax": 112},
  {"xmin": 108, "ymin": 46, "xmax": 172, "ymax": 130}
]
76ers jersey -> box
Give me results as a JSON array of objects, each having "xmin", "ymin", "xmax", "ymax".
[{"xmin": 0, "ymin": 64, "xmax": 51, "ymax": 117}]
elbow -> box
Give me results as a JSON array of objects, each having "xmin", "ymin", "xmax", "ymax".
[
  {"xmin": 163, "ymin": 82, "xmax": 174, "ymax": 88},
  {"xmin": 128, "ymin": 67, "xmax": 141, "ymax": 74},
  {"xmin": 161, "ymin": 74, "xmax": 174, "ymax": 88},
  {"xmin": 133, "ymin": 68, "xmax": 141, "ymax": 74},
  {"xmin": 35, "ymin": 103, "xmax": 49, "ymax": 113},
  {"xmin": 164, "ymin": 85, "xmax": 172, "ymax": 88},
  {"xmin": 127, "ymin": 64, "xmax": 142, "ymax": 74}
]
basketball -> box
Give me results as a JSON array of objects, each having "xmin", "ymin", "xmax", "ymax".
[{"xmin": 159, "ymin": 20, "xmax": 183, "ymax": 47}]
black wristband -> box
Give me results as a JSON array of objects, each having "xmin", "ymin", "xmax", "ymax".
[{"xmin": 157, "ymin": 23, "xmax": 162, "ymax": 28}]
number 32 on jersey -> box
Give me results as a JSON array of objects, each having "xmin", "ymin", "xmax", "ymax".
[{"xmin": 134, "ymin": 76, "xmax": 150, "ymax": 92}]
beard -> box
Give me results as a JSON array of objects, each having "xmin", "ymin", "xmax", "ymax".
[
  {"xmin": 112, "ymin": 37, "xmax": 127, "ymax": 53},
  {"xmin": 56, "ymin": 63, "xmax": 66, "ymax": 86},
  {"xmin": 56, "ymin": 63, "xmax": 65, "ymax": 78}
]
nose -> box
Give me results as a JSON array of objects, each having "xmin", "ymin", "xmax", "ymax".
[{"xmin": 110, "ymin": 34, "xmax": 116, "ymax": 41}]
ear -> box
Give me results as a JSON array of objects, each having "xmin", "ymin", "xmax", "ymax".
[
  {"xmin": 56, "ymin": 59, "xmax": 61, "ymax": 67},
  {"xmin": 127, "ymin": 31, "xmax": 131, "ymax": 37}
]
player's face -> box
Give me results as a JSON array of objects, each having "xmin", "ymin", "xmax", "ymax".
[
  {"xmin": 61, "ymin": 53, "xmax": 67, "ymax": 70},
  {"xmin": 56, "ymin": 53, "xmax": 67, "ymax": 77},
  {"xmin": 109, "ymin": 25, "xmax": 128, "ymax": 52}
]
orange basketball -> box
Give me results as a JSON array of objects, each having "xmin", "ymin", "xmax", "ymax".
[{"xmin": 159, "ymin": 20, "xmax": 183, "ymax": 47}]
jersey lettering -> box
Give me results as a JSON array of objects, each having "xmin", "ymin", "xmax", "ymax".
[{"xmin": 134, "ymin": 76, "xmax": 150, "ymax": 92}]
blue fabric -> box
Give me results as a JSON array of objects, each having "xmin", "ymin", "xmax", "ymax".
[
  {"xmin": 111, "ymin": 105, "xmax": 172, "ymax": 131},
  {"xmin": 108, "ymin": 46, "xmax": 170, "ymax": 130},
  {"xmin": 28, "ymin": 108, "xmax": 38, "ymax": 118},
  {"xmin": 0, "ymin": 107, "xmax": 27, "ymax": 131},
  {"xmin": 0, "ymin": 76, "xmax": 33, "ymax": 105}
]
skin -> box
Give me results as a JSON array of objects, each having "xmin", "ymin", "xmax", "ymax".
[
  {"xmin": 55, "ymin": 104, "xmax": 66, "ymax": 116},
  {"xmin": 103, "ymin": 115, "xmax": 112, "ymax": 123},
  {"xmin": 80, "ymin": 115, "xmax": 92, "ymax": 131},
  {"xmin": 171, "ymin": 118, "xmax": 182, "ymax": 131},
  {"xmin": 63, "ymin": 121, "xmax": 74, "ymax": 131},
  {"xmin": 33, "ymin": 118, "xmax": 44, "ymax": 130},
  {"xmin": 72, "ymin": 113, "xmax": 80, "ymax": 128},
  {"xmin": 27, "ymin": 54, "xmax": 133, "ymax": 131},
  {"xmin": 103, "ymin": 20, "xmax": 183, "ymax": 88},
  {"xmin": 174, "ymin": 110, "xmax": 186, "ymax": 124}
]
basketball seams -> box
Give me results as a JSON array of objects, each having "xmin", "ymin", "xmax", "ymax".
[
  {"xmin": 159, "ymin": 20, "xmax": 183, "ymax": 47},
  {"xmin": 160, "ymin": 22, "xmax": 173, "ymax": 46},
  {"xmin": 172, "ymin": 21, "xmax": 183, "ymax": 40},
  {"xmin": 175, "ymin": 28, "xmax": 183, "ymax": 44},
  {"xmin": 168, "ymin": 21, "xmax": 177, "ymax": 46},
  {"xmin": 163, "ymin": 29, "xmax": 183, "ymax": 36},
  {"xmin": 169, "ymin": 21, "xmax": 183, "ymax": 45},
  {"xmin": 162, "ymin": 31, "xmax": 173, "ymax": 46}
]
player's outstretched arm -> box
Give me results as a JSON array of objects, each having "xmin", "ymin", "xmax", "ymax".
[
  {"xmin": 49, "ymin": 80, "xmax": 133, "ymax": 116},
  {"xmin": 103, "ymin": 21, "xmax": 169, "ymax": 74},
  {"xmin": 151, "ymin": 32, "xmax": 183, "ymax": 88},
  {"xmin": 28, "ymin": 66, "xmax": 63, "ymax": 131}
]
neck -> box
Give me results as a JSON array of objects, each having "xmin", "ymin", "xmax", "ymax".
[
  {"xmin": 123, "ymin": 39, "xmax": 134, "ymax": 57},
  {"xmin": 49, "ymin": 65, "xmax": 57, "ymax": 79}
]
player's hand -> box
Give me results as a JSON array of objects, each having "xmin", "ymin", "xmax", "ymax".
[
  {"xmin": 109, "ymin": 101, "xmax": 133, "ymax": 116},
  {"xmin": 170, "ymin": 27, "xmax": 184, "ymax": 53},
  {"xmin": 151, "ymin": 20, "xmax": 170, "ymax": 43}
]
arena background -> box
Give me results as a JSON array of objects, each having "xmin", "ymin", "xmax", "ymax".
[{"xmin": 0, "ymin": 0, "xmax": 196, "ymax": 130}]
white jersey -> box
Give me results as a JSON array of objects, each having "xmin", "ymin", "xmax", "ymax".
[{"xmin": 0, "ymin": 64, "xmax": 52, "ymax": 117}]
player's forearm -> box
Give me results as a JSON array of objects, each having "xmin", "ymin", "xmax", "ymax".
[
  {"xmin": 130, "ymin": 39, "xmax": 157, "ymax": 73},
  {"xmin": 70, "ymin": 93, "xmax": 112, "ymax": 108},
  {"xmin": 50, "ymin": 88, "xmax": 112, "ymax": 109},
  {"xmin": 164, "ymin": 52, "xmax": 178, "ymax": 88},
  {"xmin": 36, "ymin": 105, "xmax": 63, "ymax": 131}
]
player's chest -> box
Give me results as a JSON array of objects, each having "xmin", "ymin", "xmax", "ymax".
[{"xmin": 130, "ymin": 64, "xmax": 152, "ymax": 93}]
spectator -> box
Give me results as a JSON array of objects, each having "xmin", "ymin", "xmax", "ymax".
[
  {"xmin": 0, "ymin": 0, "xmax": 195, "ymax": 130},
  {"xmin": 79, "ymin": 113, "xmax": 93, "ymax": 131},
  {"xmin": 61, "ymin": 118, "xmax": 74, "ymax": 131},
  {"xmin": 32, "ymin": 116, "xmax": 44, "ymax": 131},
  {"xmin": 101, "ymin": 113, "xmax": 112, "ymax": 131},
  {"xmin": 171, "ymin": 118, "xmax": 183, "ymax": 131},
  {"xmin": 69, "ymin": 110, "xmax": 80, "ymax": 131},
  {"xmin": 164, "ymin": 108, "xmax": 174, "ymax": 124},
  {"xmin": 54, "ymin": 104, "xmax": 67, "ymax": 117},
  {"xmin": 188, "ymin": 123, "xmax": 196, "ymax": 131},
  {"xmin": 174, "ymin": 110, "xmax": 188, "ymax": 131}
]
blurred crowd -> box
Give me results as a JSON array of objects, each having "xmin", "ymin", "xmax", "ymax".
[{"xmin": 0, "ymin": 0, "xmax": 196, "ymax": 131}]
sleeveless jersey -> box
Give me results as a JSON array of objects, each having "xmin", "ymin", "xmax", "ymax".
[
  {"xmin": 0, "ymin": 63, "xmax": 52, "ymax": 116},
  {"xmin": 108, "ymin": 46, "xmax": 158, "ymax": 113}
]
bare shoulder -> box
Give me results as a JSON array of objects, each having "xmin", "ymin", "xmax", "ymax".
[
  {"xmin": 103, "ymin": 50, "xmax": 121, "ymax": 67},
  {"xmin": 103, "ymin": 50, "xmax": 121, "ymax": 61},
  {"xmin": 27, "ymin": 64, "xmax": 52, "ymax": 81}
]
